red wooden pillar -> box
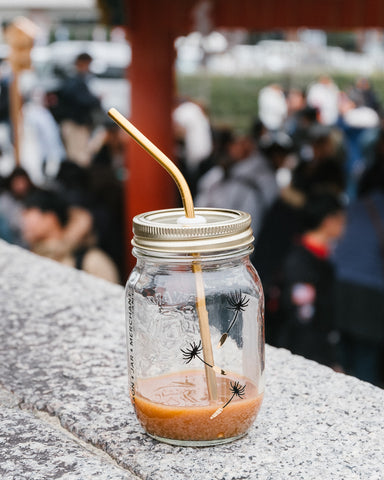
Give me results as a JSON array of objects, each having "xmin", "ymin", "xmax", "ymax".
[{"xmin": 124, "ymin": 0, "xmax": 178, "ymax": 271}]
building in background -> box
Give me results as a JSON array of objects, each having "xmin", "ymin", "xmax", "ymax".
[{"xmin": 0, "ymin": 0, "xmax": 99, "ymax": 44}]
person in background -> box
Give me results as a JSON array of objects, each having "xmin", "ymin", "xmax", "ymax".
[
  {"xmin": 59, "ymin": 53, "xmax": 103, "ymax": 167},
  {"xmin": 258, "ymin": 130, "xmax": 294, "ymax": 174},
  {"xmin": 289, "ymin": 105, "xmax": 319, "ymax": 159},
  {"xmin": 291, "ymin": 124, "xmax": 346, "ymax": 197},
  {"xmin": 278, "ymin": 192, "xmax": 346, "ymax": 367},
  {"xmin": 251, "ymin": 132, "xmax": 301, "ymax": 346},
  {"xmin": 0, "ymin": 172, "xmax": 13, "ymax": 243},
  {"xmin": 284, "ymin": 87, "xmax": 306, "ymax": 137},
  {"xmin": 252, "ymin": 188, "xmax": 305, "ymax": 346},
  {"xmin": 21, "ymin": 86, "xmax": 66, "ymax": 185},
  {"xmin": 54, "ymin": 158, "xmax": 124, "ymax": 281},
  {"xmin": 0, "ymin": 167, "xmax": 92, "ymax": 254},
  {"xmin": 350, "ymin": 77, "xmax": 382, "ymax": 115},
  {"xmin": 173, "ymin": 97, "xmax": 213, "ymax": 196},
  {"xmin": 333, "ymin": 136, "xmax": 384, "ymax": 386},
  {"xmin": 0, "ymin": 74, "xmax": 10, "ymax": 123},
  {"xmin": 88, "ymin": 146, "xmax": 125, "ymax": 282},
  {"xmin": 258, "ymin": 83, "xmax": 287, "ymax": 132},
  {"xmin": 195, "ymin": 133, "xmax": 279, "ymax": 241},
  {"xmin": 21, "ymin": 189, "xmax": 119, "ymax": 284},
  {"xmin": 0, "ymin": 167, "xmax": 35, "ymax": 246},
  {"xmin": 0, "ymin": 165, "xmax": 94, "ymax": 266},
  {"xmin": 195, "ymin": 126, "xmax": 235, "ymax": 183},
  {"xmin": 307, "ymin": 75, "xmax": 340, "ymax": 126},
  {"xmin": 90, "ymin": 118, "xmax": 126, "ymax": 179},
  {"xmin": 338, "ymin": 89, "xmax": 380, "ymax": 201}
]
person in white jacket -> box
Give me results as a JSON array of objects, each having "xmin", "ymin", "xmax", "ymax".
[{"xmin": 173, "ymin": 98, "xmax": 213, "ymax": 194}]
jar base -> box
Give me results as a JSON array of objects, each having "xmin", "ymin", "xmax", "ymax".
[{"xmin": 147, "ymin": 431, "xmax": 247, "ymax": 447}]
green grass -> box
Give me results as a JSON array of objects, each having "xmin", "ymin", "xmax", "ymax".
[{"xmin": 177, "ymin": 72, "xmax": 384, "ymax": 133}]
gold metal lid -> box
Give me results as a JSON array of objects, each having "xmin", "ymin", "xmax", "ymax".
[{"xmin": 132, "ymin": 208, "xmax": 254, "ymax": 253}]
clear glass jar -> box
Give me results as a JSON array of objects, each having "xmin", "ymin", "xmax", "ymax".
[{"xmin": 126, "ymin": 208, "xmax": 265, "ymax": 446}]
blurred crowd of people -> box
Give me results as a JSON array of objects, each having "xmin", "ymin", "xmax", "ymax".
[
  {"xmin": 0, "ymin": 52, "xmax": 126, "ymax": 284},
  {"xmin": 174, "ymin": 75, "xmax": 384, "ymax": 387},
  {"xmin": 1, "ymin": 59, "xmax": 384, "ymax": 386}
]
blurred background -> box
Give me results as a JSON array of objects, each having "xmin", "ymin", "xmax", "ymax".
[
  {"xmin": 2, "ymin": 2, "xmax": 384, "ymax": 133},
  {"xmin": 1, "ymin": 0, "xmax": 384, "ymax": 386}
]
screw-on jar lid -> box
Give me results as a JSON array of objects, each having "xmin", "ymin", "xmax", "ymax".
[{"xmin": 132, "ymin": 208, "xmax": 254, "ymax": 253}]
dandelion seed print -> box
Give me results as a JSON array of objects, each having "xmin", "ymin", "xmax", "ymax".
[
  {"xmin": 181, "ymin": 341, "xmax": 226, "ymax": 375},
  {"xmin": 218, "ymin": 291, "xmax": 249, "ymax": 348},
  {"xmin": 210, "ymin": 381, "xmax": 246, "ymax": 419}
]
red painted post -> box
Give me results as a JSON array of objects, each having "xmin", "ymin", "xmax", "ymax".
[{"xmin": 124, "ymin": 0, "xmax": 178, "ymax": 272}]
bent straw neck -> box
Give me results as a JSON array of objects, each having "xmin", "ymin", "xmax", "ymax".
[{"xmin": 108, "ymin": 108, "xmax": 195, "ymax": 218}]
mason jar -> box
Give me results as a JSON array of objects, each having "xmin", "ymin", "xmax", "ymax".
[{"xmin": 126, "ymin": 208, "xmax": 265, "ymax": 446}]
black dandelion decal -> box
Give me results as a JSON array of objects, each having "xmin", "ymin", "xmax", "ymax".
[
  {"xmin": 210, "ymin": 381, "xmax": 246, "ymax": 419},
  {"xmin": 228, "ymin": 380, "xmax": 246, "ymax": 400},
  {"xmin": 218, "ymin": 291, "xmax": 250, "ymax": 348},
  {"xmin": 181, "ymin": 341, "xmax": 226, "ymax": 375},
  {"xmin": 181, "ymin": 341, "xmax": 202, "ymax": 364}
]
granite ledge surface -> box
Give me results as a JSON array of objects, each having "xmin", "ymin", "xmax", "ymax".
[
  {"xmin": 0, "ymin": 387, "xmax": 136, "ymax": 480},
  {"xmin": 0, "ymin": 240, "xmax": 383, "ymax": 480}
]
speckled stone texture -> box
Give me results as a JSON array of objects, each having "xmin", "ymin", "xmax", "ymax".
[
  {"xmin": 0, "ymin": 387, "xmax": 134, "ymax": 480},
  {"xmin": 0, "ymin": 240, "xmax": 383, "ymax": 480}
]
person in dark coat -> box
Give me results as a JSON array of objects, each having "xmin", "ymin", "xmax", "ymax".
[
  {"xmin": 0, "ymin": 76, "xmax": 10, "ymax": 123},
  {"xmin": 59, "ymin": 53, "xmax": 103, "ymax": 167},
  {"xmin": 252, "ymin": 185, "xmax": 305, "ymax": 346},
  {"xmin": 333, "ymin": 139, "xmax": 384, "ymax": 386},
  {"xmin": 291, "ymin": 124, "xmax": 346, "ymax": 197},
  {"xmin": 279, "ymin": 192, "xmax": 346, "ymax": 367}
]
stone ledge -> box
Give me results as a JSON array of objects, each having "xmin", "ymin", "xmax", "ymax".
[
  {"xmin": 0, "ymin": 387, "xmax": 137, "ymax": 480},
  {"xmin": 0, "ymin": 240, "xmax": 383, "ymax": 480}
]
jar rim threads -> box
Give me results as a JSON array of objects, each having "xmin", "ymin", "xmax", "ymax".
[{"xmin": 132, "ymin": 208, "xmax": 254, "ymax": 254}]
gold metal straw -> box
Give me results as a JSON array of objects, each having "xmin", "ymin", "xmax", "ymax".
[
  {"xmin": 108, "ymin": 108, "xmax": 218, "ymax": 402},
  {"xmin": 108, "ymin": 108, "xmax": 194, "ymax": 218}
]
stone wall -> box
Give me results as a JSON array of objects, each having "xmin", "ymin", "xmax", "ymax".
[{"xmin": 0, "ymin": 240, "xmax": 383, "ymax": 479}]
